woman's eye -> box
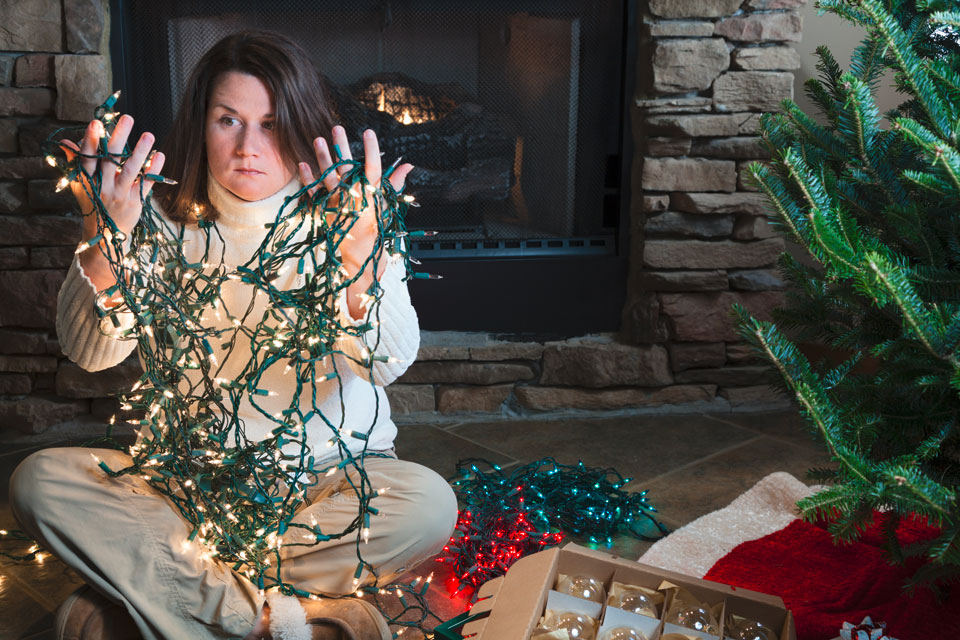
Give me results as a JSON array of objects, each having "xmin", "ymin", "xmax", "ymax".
[
  {"xmin": 262, "ymin": 121, "xmax": 275, "ymax": 131},
  {"xmin": 219, "ymin": 116, "xmax": 238, "ymax": 126}
]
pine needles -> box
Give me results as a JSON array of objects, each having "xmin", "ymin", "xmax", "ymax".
[{"xmin": 739, "ymin": 0, "xmax": 960, "ymax": 592}]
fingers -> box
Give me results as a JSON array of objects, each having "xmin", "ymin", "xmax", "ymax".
[
  {"xmin": 311, "ymin": 136, "xmax": 339, "ymax": 193},
  {"xmin": 59, "ymin": 138, "xmax": 79, "ymax": 160},
  {"xmin": 97, "ymin": 114, "xmax": 133, "ymax": 199},
  {"xmin": 388, "ymin": 163, "xmax": 414, "ymax": 192},
  {"xmin": 107, "ymin": 114, "xmax": 134, "ymax": 158},
  {"xmin": 362, "ymin": 129, "xmax": 381, "ymax": 187},
  {"xmin": 63, "ymin": 119, "xmax": 101, "ymax": 177},
  {"xmin": 298, "ymin": 162, "xmax": 317, "ymax": 198},
  {"xmin": 59, "ymin": 120, "xmax": 101, "ymax": 214},
  {"xmin": 309, "ymin": 126, "xmax": 409, "ymax": 209},
  {"xmin": 330, "ymin": 125, "xmax": 352, "ymax": 175},
  {"xmin": 115, "ymin": 131, "xmax": 155, "ymax": 194},
  {"xmin": 140, "ymin": 151, "xmax": 165, "ymax": 195}
]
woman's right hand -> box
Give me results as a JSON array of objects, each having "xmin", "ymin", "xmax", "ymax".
[
  {"xmin": 60, "ymin": 114, "xmax": 165, "ymax": 239},
  {"xmin": 60, "ymin": 115, "xmax": 165, "ymax": 299}
]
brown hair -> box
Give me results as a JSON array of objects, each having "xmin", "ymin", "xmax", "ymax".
[{"xmin": 156, "ymin": 31, "xmax": 336, "ymax": 222}]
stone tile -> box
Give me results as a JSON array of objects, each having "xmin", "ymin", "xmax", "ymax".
[
  {"xmin": 0, "ymin": 441, "xmax": 89, "ymax": 628},
  {"xmin": 0, "ymin": 572, "xmax": 54, "ymax": 639},
  {"xmin": 0, "ymin": 553, "xmax": 84, "ymax": 610},
  {"xmin": 575, "ymin": 532, "xmax": 665, "ymax": 564},
  {"xmin": 448, "ymin": 415, "xmax": 755, "ymax": 483},
  {"xmin": 706, "ymin": 410, "xmax": 826, "ymax": 451},
  {"xmin": 639, "ymin": 436, "xmax": 833, "ymax": 527},
  {"xmin": 1, "ymin": 511, "xmax": 25, "ymax": 541},
  {"xmin": 394, "ymin": 423, "xmax": 517, "ymax": 480},
  {"xmin": 0, "ymin": 414, "xmax": 830, "ymax": 636}
]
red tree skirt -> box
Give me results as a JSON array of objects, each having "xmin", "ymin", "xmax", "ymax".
[{"xmin": 704, "ymin": 513, "xmax": 958, "ymax": 640}]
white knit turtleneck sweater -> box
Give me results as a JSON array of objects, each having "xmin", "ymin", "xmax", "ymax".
[{"xmin": 56, "ymin": 175, "xmax": 419, "ymax": 463}]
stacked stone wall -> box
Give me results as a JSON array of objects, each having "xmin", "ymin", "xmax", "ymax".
[
  {"xmin": 0, "ymin": 0, "xmax": 112, "ymax": 434},
  {"xmin": 617, "ymin": 0, "xmax": 803, "ymax": 413}
]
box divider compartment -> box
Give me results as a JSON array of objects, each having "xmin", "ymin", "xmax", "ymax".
[
  {"xmin": 455, "ymin": 543, "xmax": 796, "ymax": 640},
  {"xmin": 724, "ymin": 589, "xmax": 796, "ymax": 640}
]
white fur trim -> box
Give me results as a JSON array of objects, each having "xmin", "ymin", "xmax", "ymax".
[
  {"xmin": 638, "ymin": 471, "xmax": 820, "ymax": 578},
  {"xmin": 266, "ymin": 592, "xmax": 311, "ymax": 640}
]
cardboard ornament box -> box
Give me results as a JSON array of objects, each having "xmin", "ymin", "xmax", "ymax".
[{"xmin": 436, "ymin": 542, "xmax": 796, "ymax": 640}]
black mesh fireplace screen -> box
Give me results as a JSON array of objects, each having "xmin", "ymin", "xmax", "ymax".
[
  {"xmin": 113, "ymin": 0, "xmax": 628, "ymax": 253},
  {"xmin": 111, "ymin": 0, "xmax": 634, "ymax": 333}
]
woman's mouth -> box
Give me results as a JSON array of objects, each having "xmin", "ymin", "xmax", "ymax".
[{"xmin": 235, "ymin": 168, "xmax": 263, "ymax": 176}]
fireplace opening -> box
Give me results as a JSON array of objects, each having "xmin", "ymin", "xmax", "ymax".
[
  {"xmin": 358, "ymin": 74, "xmax": 457, "ymax": 125},
  {"xmin": 111, "ymin": 0, "xmax": 635, "ymax": 335},
  {"xmin": 332, "ymin": 70, "xmax": 517, "ymax": 237}
]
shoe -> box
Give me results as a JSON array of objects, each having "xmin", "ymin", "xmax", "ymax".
[
  {"xmin": 54, "ymin": 585, "xmax": 143, "ymax": 640},
  {"xmin": 301, "ymin": 597, "xmax": 392, "ymax": 640}
]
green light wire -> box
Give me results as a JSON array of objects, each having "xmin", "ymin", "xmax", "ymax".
[{"xmin": 41, "ymin": 91, "xmax": 441, "ymax": 634}]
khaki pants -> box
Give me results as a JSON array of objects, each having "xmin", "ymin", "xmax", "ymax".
[{"xmin": 9, "ymin": 446, "xmax": 458, "ymax": 640}]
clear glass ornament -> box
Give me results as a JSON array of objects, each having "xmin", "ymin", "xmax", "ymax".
[
  {"xmin": 613, "ymin": 589, "xmax": 657, "ymax": 617},
  {"xmin": 547, "ymin": 611, "xmax": 595, "ymax": 639},
  {"xmin": 669, "ymin": 606, "xmax": 718, "ymax": 634},
  {"xmin": 599, "ymin": 626, "xmax": 648, "ymax": 640},
  {"xmin": 562, "ymin": 575, "xmax": 606, "ymax": 603},
  {"xmin": 730, "ymin": 620, "xmax": 777, "ymax": 640}
]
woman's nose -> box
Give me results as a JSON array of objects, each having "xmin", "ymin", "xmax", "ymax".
[{"xmin": 236, "ymin": 126, "xmax": 262, "ymax": 156}]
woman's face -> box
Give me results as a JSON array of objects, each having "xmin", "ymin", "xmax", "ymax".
[{"xmin": 205, "ymin": 71, "xmax": 296, "ymax": 201}]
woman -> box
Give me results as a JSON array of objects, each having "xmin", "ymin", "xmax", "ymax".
[{"xmin": 9, "ymin": 31, "xmax": 457, "ymax": 640}]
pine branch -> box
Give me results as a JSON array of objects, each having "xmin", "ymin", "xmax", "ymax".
[
  {"xmin": 746, "ymin": 161, "xmax": 813, "ymax": 249},
  {"xmin": 797, "ymin": 484, "xmax": 859, "ymax": 522},
  {"xmin": 782, "ymin": 99, "xmax": 847, "ymax": 157},
  {"xmin": 807, "ymin": 467, "xmax": 840, "ymax": 484},
  {"xmin": 929, "ymin": 10, "xmax": 960, "ymax": 30},
  {"xmin": 858, "ymin": 0, "xmax": 952, "ymax": 138},
  {"xmin": 850, "ymin": 33, "xmax": 887, "ymax": 90},
  {"xmin": 894, "ymin": 118, "xmax": 960, "ymax": 192},
  {"xmin": 738, "ymin": 0, "xmax": 960, "ymax": 588},
  {"xmin": 823, "ymin": 351, "xmax": 863, "ymax": 389},
  {"xmin": 734, "ymin": 309, "xmax": 870, "ymax": 478},
  {"xmin": 826, "ymin": 501, "xmax": 878, "ymax": 544},
  {"xmin": 882, "ymin": 511, "xmax": 906, "ymax": 564},
  {"xmin": 804, "ymin": 78, "xmax": 842, "ymax": 127},
  {"xmin": 916, "ymin": 419, "xmax": 955, "ymax": 460},
  {"xmin": 902, "ymin": 169, "xmax": 951, "ymax": 195},
  {"xmin": 813, "ymin": 44, "xmax": 847, "ymax": 103},
  {"xmin": 929, "ymin": 521, "xmax": 960, "ymax": 565},
  {"xmin": 878, "ymin": 464, "xmax": 954, "ymax": 521},
  {"xmin": 863, "ymin": 251, "xmax": 942, "ymax": 356},
  {"xmin": 818, "ymin": 0, "xmax": 877, "ymax": 34}
]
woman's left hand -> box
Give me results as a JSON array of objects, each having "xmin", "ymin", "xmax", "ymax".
[
  {"xmin": 299, "ymin": 126, "xmax": 413, "ymax": 320},
  {"xmin": 298, "ymin": 125, "xmax": 413, "ymax": 268}
]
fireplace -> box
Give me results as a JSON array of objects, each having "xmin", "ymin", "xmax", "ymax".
[{"xmin": 111, "ymin": 0, "xmax": 635, "ymax": 336}]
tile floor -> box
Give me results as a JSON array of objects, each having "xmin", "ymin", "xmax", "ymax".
[{"xmin": 0, "ymin": 409, "xmax": 829, "ymax": 639}]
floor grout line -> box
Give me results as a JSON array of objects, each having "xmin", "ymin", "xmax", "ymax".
[
  {"xmin": 0, "ymin": 562, "xmax": 61, "ymax": 611},
  {"xmin": 703, "ymin": 413, "xmax": 828, "ymax": 454},
  {"xmin": 434, "ymin": 426, "xmax": 523, "ymax": 467},
  {"xmin": 626, "ymin": 435, "xmax": 765, "ymax": 490}
]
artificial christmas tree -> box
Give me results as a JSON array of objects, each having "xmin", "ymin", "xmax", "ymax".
[{"xmin": 737, "ymin": 0, "xmax": 960, "ymax": 591}]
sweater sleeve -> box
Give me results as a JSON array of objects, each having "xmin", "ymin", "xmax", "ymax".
[
  {"xmin": 56, "ymin": 254, "xmax": 138, "ymax": 372},
  {"xmin": 334, "ymin": 257, "xmax": 420, "ymax": 387}
]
